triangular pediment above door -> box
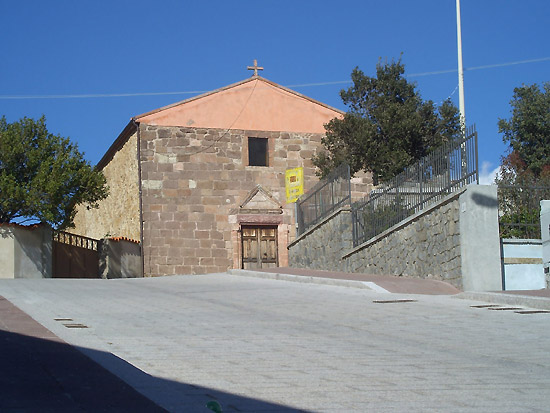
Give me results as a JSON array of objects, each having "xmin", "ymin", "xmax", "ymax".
[{"xmin": 237, "ymin": 185, "xmax": 283, "ymax": 214}]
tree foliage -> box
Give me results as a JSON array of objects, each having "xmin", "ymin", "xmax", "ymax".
[
  {"xmin": 312, "ymin": 58, "xmax": 462, "ymax": 184},
  {"xmin": 0, "ymin": 115, "xmax": 108, "ymax": 229},
  {"xmin": 498, "ymin": 82, "xmax": 550, "ymax": 178},
  {"xmin": 496, "ymin": 83, "xmax": 550, "ymax": 238},
  {"xmin": 496, "ymin": 152, "xmax": 550, "ymax": 238}
]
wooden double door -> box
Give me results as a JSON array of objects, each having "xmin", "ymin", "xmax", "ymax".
[{"xmin": 241, "ymin": 226, "xmax": 278, "ymax": 269}]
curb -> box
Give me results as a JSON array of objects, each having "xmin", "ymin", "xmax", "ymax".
[
  {"xmin": 227, "ymin": 269, "xmax": 390, "ymax": 293},
  {"xmin": 456, "ymin": 291, "xmax": 550, "ymax": 311}
]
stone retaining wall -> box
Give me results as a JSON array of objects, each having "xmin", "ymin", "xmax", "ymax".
[
  {"xmin": 289, "ymin": 185, "xmax": 503, "ymax": 291},
  {"xmin": 288, "ymin": 208, "xmax": 353, "ymax": 269},
  {"xmin": 343, "ymin": 198, "xmax": 462, "ymax": 288},
  {"xmin": 289, "ymin": 191, "xmax": 463, "ymax": 289}
]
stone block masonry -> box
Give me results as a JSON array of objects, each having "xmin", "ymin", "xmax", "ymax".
[
  {"xmin": 288, "ymin": 208, "xmax": 354, "ymax": 271},
  {"xmin": 68, "ymin": 76, "xmax": 378, "ymax": 277},
  {"xmin": 139, "ymin": 124, "xmax": 328, "ymax": 277},
  {"xmin": 290, "ymin": 193, "xmax": 463, "ymax": 288},
  {"xmin": 71, "ymin": 121, "xmax": 372, "ymax": 277},
  {"xmin": 289, "ymin": 184, "xmax": 503, "ymax": 291},
  {"xmin": 343, "ymin": 197, "xmax": 463, "ymax": 288}
]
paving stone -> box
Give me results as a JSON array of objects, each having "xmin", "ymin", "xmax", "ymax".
[{"xmin": 0, "ymin": 275, "xmax": 549, "ymax": 412}]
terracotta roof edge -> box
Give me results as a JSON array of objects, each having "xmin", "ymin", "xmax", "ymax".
[{"xmin": 108, "ymin": 236, "xmax": 140, "ymax": 244}]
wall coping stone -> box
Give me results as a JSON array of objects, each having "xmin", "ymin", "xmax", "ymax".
[
  {"xmin": 342, "ymin": 187, "xmax": 467, "ymax": 259},
  {"xmin": 501, "ymin": 238, "xmax": 542, "ymax": 245},
  {"xmin": 288, "ymin": 206, "xmax": 351, "ymax": 249}
]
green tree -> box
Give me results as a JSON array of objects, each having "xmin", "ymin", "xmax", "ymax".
[
  {"xmin": 313, "ymin": 58, "xmax": 462, "ymax": 184},
  {"xmin": 498, "ymin": 82, "xmax": 550, "ymax": 178},
  {"xmin": 496, "ymin": 152, "xmax": 550, "ymax": 238},
  {"xmin": 496, "ymin": 83, "xmax": 550, "ymax": 238},
  {"xmin": 0, "ymin": 115, "xmax": 108, "ymax": 229}
]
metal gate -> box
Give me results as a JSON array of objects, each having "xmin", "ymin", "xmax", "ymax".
[
  {"xmin": 241, "ymin": 226, "xmax": 278, "ymax": 269},
  {"xmin": 52, "ymin": 231, "xmax": 100, "ymax": 278}
]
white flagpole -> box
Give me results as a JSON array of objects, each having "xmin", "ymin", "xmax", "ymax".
[{"xmin": 456, "ymin": 0, "xmax": 466, "ymax": 126}]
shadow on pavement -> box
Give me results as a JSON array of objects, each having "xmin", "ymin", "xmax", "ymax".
[{"xmin": 0, "ymin": 330, "xmax": 308, "ymax": 412}]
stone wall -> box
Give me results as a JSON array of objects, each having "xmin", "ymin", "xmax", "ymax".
[
  {"xmin": 289, "ymin": 185, "xmax": 504, "ymax": 291},
  {"xmin": 288, "ymin": 208, "xmax": 353, "ymax": 269},
  {"xmin": 289, "ymin": 191, "xmax": 464, "ymax": 289},
  {"xmin": 72, "ymin": 133, "xmax": 140, "ymax": 241},
  {"xmin": 71, "ymin": 119, "xmax": 372, "ymax": 277},
  {"xmin": 139, "ymin": 124, "xmax": 334, "ymax": 276},
  {"xmin": 344, "ymin": 197, "xmax": 462, "ymax": 288}
]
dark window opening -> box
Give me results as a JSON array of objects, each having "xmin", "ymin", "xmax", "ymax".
[{"xmin": 248, "ymin": 137, "xmax": 268, "ymax": 166}]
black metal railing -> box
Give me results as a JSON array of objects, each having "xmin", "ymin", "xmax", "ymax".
[
  {"xmin": 53, "ymin": 231, "xmax": 99, "ymax": 251},
  {"xmin": 498, "ymin": 185, "xmax": 550, "ymax": 239},
  {"xmin": 296, "ymin": 163, "xmax": 351, "ymax": 235},
  {"xmin": 352, "ymin": 126, "xmax": 479, "ymax": 246}
]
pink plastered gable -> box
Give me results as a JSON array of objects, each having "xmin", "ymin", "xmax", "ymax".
[{"xmin": 135, "ymin": 77, "xmax": 343, "ymax": 133}]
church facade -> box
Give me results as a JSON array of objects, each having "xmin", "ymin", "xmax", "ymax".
[{"xmin": 73, "ymin": 73, "xmax": 371, "ymax": 276}]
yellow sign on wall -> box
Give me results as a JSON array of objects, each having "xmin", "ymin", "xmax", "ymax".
[{"xmin": 285, "ymin": 167, "xmax": 304, "ymax": 203}]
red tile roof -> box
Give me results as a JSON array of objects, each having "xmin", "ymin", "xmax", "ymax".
[{"xmin": 109, "ymin": 236, "xmax": 140, "ymax": 244}]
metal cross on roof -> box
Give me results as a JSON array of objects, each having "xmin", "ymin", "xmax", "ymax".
[{"xmin": 247, "ymin": 59, "xmax": 264, "ymax": 76}]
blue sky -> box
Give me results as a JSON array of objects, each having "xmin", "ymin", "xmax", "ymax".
[{"xmin": 1, "ymin": 0, "xmax": 549, "ymax": 184}]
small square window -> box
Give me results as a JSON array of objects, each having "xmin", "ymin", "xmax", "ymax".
[{"xmin": 248, "ymin": 137, "xmax": 268, "ymax": 166}]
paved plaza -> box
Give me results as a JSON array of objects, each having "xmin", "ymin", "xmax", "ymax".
[{"xmin": 1, "ymin": 273, "xmax": 549, "ymax": 412}]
